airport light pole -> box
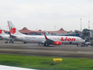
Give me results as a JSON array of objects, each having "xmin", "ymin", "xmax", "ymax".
[
  {"xmin": 88, "ymin": 20, "xmax": 90, "ymax": 29},
  {"xmin": 54, "ymin": 26, "xmax": 56, "ymax": 31},
  {"xmin": 80, "ymin": 18, "xmax": 82, "ymax": 31},
  {"xmin": 54, "ymin": 26, "xmax": 56, "ymax": 35}
]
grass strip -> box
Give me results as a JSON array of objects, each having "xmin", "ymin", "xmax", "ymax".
[{"xmin": 0, "ymin": 54, "xmax": 93, "ymax": 70}]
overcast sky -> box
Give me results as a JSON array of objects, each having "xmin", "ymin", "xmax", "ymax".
[{"xmin": 0, "ymin": 0, "xmax": 93, "ymax": 31}]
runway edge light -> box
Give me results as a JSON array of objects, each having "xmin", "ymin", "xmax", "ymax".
[{"xmin": 53, "ymin": 58, "xmax": 62, "ymax": 62}]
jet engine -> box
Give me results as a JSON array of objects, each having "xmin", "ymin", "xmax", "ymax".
[{"xmin": 54, "ymin": 41, "xmax": 61, "ymax": 45}]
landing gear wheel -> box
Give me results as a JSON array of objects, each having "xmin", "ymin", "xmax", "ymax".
[
  {"xmin": 24, "ymin": 42, "xmax": 27, "ymax": 44},
  {"xmin": 44, "ymin": 43, "xmax": 46, "ymax": 46},
  {"xmin": 46, "ymin": 44, "xmax": 49, "ymax": 46},
  {"xmin": 12, "ymin": 41, "xmax": 14, "ymax": 43}
]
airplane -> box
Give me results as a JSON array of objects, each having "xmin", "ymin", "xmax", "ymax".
[
  {"xmin": 0, "ymin": 27, "xmax": 13, "ymax": 43},
  {"xmin": 7, "ymin": 21, "xmax": 85, "ymax": 46}
]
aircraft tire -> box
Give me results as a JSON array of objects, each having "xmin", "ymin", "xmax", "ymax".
[
  {"xmin": 12, "ymin": 41, "xmax": 14, "ymax": 43},
  {"xmin": 44, "ymin": 43, "xmax": 46, "ymax": 46},
  {"xmin": 46, "ymin": 44, "xmax": 49, "ymax": 46},
  {"xmin": 24, "ymin": 42, "xmax": 27, "ymax": 44},
  {"xmin": 69, "ymin": 42, "xmax": 72, "ymax": 45}
]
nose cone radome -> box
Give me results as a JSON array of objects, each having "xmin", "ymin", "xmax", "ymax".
[{"xmin": 82, "ymin": 39, "xmax": 85, "ymax": 43}]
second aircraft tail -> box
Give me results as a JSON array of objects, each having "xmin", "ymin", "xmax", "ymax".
[{"xmin": 7, "ymin": 21, "xmax": 23, "ymax": 36}]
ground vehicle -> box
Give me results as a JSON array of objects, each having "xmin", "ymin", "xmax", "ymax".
[{"xmin": 90, "ymin": 41, "xmax": 93, "ymax": 46}]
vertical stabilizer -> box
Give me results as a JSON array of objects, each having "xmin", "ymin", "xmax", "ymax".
[
  {"xmin": 0, "ymin": 27, "xmax": 7, "ymax": 35},
  {"xmin": 7, "ymin": 21, "xmax": 22, "ymax": 35}
]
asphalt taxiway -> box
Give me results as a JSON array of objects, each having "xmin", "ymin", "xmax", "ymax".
[{"xmin": 0, "ymin": 40, "xmax": 93, "ymax": 58}]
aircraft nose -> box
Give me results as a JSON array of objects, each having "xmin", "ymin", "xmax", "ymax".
[{"xmin": 82, "ymin": 40, "xmax": 85, "ymax": 43}]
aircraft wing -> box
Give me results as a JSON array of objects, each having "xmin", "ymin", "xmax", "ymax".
[
  {"xmin": 10, "ymin": 35, "xmax": 16, "ymax": 39},
  {"xmin": 44, "ymin": 34, "xmax": 62, "ymax": 46},
  {"xmin": 0, "ymin": 36, "xmax": 2, "ymax": 38},
  {"xmin": 45, "ymin": 38, "xmax": 54, "ymax": 44},
  {"xmin": 44, "ymin": 34, "xmax": 54, "ymax": 44}
]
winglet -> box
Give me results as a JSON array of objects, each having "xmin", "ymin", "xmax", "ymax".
[{"xmin": 44, "ymin": 34, "xmax": 48, "ymax": 39}]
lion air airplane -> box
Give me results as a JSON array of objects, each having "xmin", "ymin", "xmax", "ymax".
[
  {"xmin": 0, "ymin": 28, "xmax": 13, "ymax": 43},
  {"xmin": 7, "ymin": 21, "xmax": 85, "ymax": 46}
]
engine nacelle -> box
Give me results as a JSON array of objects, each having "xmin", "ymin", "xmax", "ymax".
[{"xmin": 54, "ymin": 41, "xmax": 61, "ymax": 45}]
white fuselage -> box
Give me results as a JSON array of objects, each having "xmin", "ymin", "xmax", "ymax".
[
  {"xmin": 7, "ymin": 21, "xmax": 85, "ymax": 45},
  {"xmin": 14, "ymin": 35, "xmax": 85, "ymax": 44},
  {"xmin": 0, "ymin": 34, "xmax": 11, "ymax": 40}
]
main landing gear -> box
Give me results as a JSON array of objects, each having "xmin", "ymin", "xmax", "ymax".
[
  {"xmin": 5, "ymin": 39, "xmax": 14, "ymax": 43},
  {"xmin": 24, "ymin": 42, "xmax": 27, "ymax": 44},
  {"xmin": 44, "ymin": 43, "xmax": 49, "ymax": 46}
]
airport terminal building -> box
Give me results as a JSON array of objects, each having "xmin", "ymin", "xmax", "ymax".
[
  {"xmin": 4, "ymin": 27, "xmax": 68, "ymax": 35},
  {"xmin": 19, "ymin": 27, "xmax": 68, "ymax": 35}
]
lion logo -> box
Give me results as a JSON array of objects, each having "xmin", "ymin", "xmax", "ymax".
[
  {"xmin": 0, "ymin": 30, "xmax": 2, "ymax": 34},
  {"xmin": 10, "ymin": 27, "xmax": 16, "ymax": 34}
]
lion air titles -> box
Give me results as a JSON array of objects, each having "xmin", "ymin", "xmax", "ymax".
[{"xmin": 61, "ymin": 37, "xmax": 76, "ymax": 41}]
